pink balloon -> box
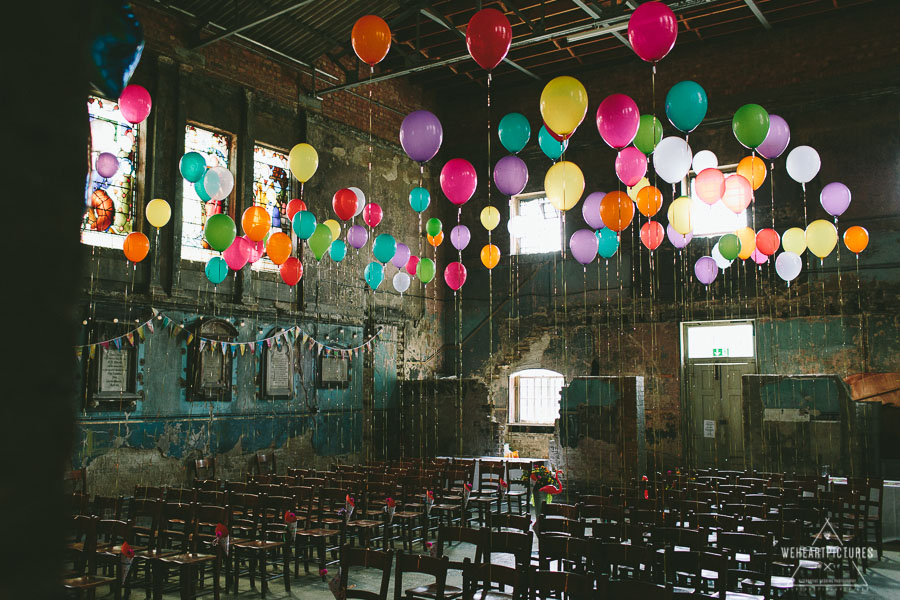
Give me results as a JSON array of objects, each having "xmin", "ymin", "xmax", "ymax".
[
  {"xmin": 245, "ymin": 236, "xmax": 265, "ymax": 263},
  {"xmin": 627, "ymin": 1, "xmax": 678, "ymax": 63},
  {"xmin": 223, "ymin": 237, "xmax": 252, "ymax": 270},
  {"xmin": 440, "ymin": 158, "xmax": 478, "ymax": 206},
  {"xmin": 695, "ymin": 168, "xmax": 726, "ymax": 205},
  {"xmin": 596, "ymin": 94, "xmax": 640, "ymax": 149},
  {"xmin": 118, "ymin": 84, "xmax": 152, "ymax": 124},
  {"xmin": 444, "ymin": 261, "xmax": 467, "ymax": 291},
  {"xmin": 363, "ymin": 203, "xmax": 383, "ymax": 228},
  {"xmin": 721, "ymin": 174, "xmax": 752, "ymax": 214},
  {"xmin": 750, "ymin": 248, "xmax": 769, "ymax": 265},
  {"xmin": 406, "ymin": 255, "xmax": 420, "ymax": 275},
  {"xmin": 614, "ymin": 146, "xmax": 647, "ymax": 186}
]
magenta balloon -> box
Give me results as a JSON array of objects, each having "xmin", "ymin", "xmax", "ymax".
[
  {"xmin": 347, "ymin": 224, "xmax": 369, "ymax": 249},
  {"xmin": 694, "ymin": 256, "xmax": 718, "ymax": 285},
  {"xmin": 757, "ymin": 114, "xmax": 790, "ymax": 160},
  {"xmin": 581, "ymin": 192, "xmax": 606, "ymax": 230},
  {"xmin": 440, "ymin": 158, "xmax": 478, "ymax": 206},
  {"xmin": 245, "ymin": 236, "xmax": 265, "ymax": 263},
  {"xmin": 614, "ymin": 146, "xmax": 648, "ymax": 186},
  {"xmin": 493, "ymin": 155, "xmax": 529, "ymax": 196},
  {"xmin": 399, "ymin": 110, "xmax": 443, "ymax": 163},
  {"xmin": 444, "ymin": 261, "xmax": 467, "ymax": 291},
  {"xmin": 627, "ymin": 1, "xmax": 677, "ymax": 63},
  {"xmin": 596, "ymin": 94, "xmax": 640, "ymax": 149},
  {"xmin": 96, "ymin": 152, "xmax": 120, "ymax": 178},
  {"xmin": 450, "ymin": 225, "xmax": 471, "ymax": 251},
  {"xmin": 223, "ymin": 237, "xmax": 252, "ymax": 270},
  {"xmin": 666, "ymin": 224, "xmax": 693, "ymax": 249},
  {"xmin": 570, "ymin": 228, "xmax": 600, "ymax": 265},
  {"xmin": 119, "ymin": 84, "xmax": 152, "ymax": 124},
  {"xmin": 750, "ymin": 248, "xmax": 769, "ymax": 265},
  {"xmin": 820, "ymin": 182, "xmax": 851, "ymax": 217}
]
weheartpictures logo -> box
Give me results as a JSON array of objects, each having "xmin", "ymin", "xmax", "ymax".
[{"xmin": 786, "ymin": 518, "xmax": 870, "ymax": 590}]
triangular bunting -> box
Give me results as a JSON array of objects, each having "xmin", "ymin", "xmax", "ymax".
[
  {"xmin": 126, "ymin": 333, "xmax": 134, "ymax": 346},
  {"xmin": 186, "ymin": 333, "xmax": 194, "ymax": 345},
  {"xmin": 240, "ymin": 344, "xmax": 246, "ymax": 356},
  {"xmin": 147, "ymin": 322, "xmax": 154, "ymax": 334},
  {"xmin": 137, "ymin": 326, "xmax": 145, "ymax": 341},
  {"xmin": 90, "ymin": 345, "xmax": 97, "ymax": 359},
  {"xmin": 199, "ymin": 340, "xmax": 207, "ymax": 352}
]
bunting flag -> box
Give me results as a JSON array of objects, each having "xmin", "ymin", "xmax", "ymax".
[
  {"xmin": 137, "ymin": 326, "xmax": 145, "ymax": 341},
  {"xmin": 199, "ymin": 340, "xmax": 207, "ymax": 352},
  {"xmin": 240, "ymin": 344, "xmax": 246, "ymax": 356}
]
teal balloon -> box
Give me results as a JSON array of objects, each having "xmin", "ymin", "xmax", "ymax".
[
  {"xmin": 732, "ymin": 103, "xmax": 770, "ymax": 149},
  {"xmin": 292, "ymin": 210, "xmax": 317, "ymax": 240},
  {"xmin": 409, "ymin": 187, "xmax": 431, "ymax": 213},
  {"xmin": 194, "ymin": 177, "xmax": 212, "ymax": 202},
  {"xmin": 330, "ymin": 239, "xmax": 347, "ymax": 262},
  {"xmin": 596, "ymin": 228, "xmax": 619, "ymax": 259},
  {"xmin": 538, "ymin": 125, "xmax": 568, "ymax": 160},
  {"xmin": 718, "ymin": 233, "xmax": 741, "ymax": 261},
  {"xmin": 372, "ymin": 234, "xmax": 397, "ymax": 264},
  {"xmin": 203, "ymin": 213, "xmax": 236, "ymax": 252},
  {"xmin": 498, "ymin": 112, "xmax": 531, "ymax": 154},
  {"xmin": 179, "ymin": 152, "xmax": 206, "ymax": 182},
  {"xmin": 308, "ymin": 224, "xmax": 332, "ymax": 261},
  {"xmin": 634, "ymin": 115, "xmax": 663, "ymax": 155},
  {"xmin": 205, "ymin": 256, "xmax": 229, "ymax": 285},
  {"xmin": 364, "ymin": 261, "xmax": 384, "ymax": 291},
  {"xmin": 665, "ymin": 81, "xmax": 708, "ymax": 133}
]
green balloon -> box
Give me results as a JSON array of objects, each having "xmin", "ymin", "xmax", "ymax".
[
  {"xmin": 718, "ymin": 233, "xmax": 742, "ymax": 261},
  {"xmin": 307, "ymin": 224, "xmax": 333, "ymax": 261},
  {"xmin": 498, "ymin": 112, "xmax": 531, "ymax": 154},
  {"xmin": 732, "ymin": 104, "xmax": 770, "ymax": 149},
  {"xmin": 634, "ymin": 115, "xmax": 663, "ymax": 155},
  {"xmin": 204, "ymin": 214, "xmax": 236, "ymax": 252},
  {"xmin": 665, "ymin": 81, "xmax": 708, "ymax": 133},
  {"xmin": 425, "ymin": 217, "xmax": 442, "ymax": 237},
  {"xmin": 179, "ymin": 152, "xmax": 207, "ymax": 183},
  {"xmin": 416, "ymin": 257, "xmax": 436, "ymax": 283},
  {"xmin": 372, "ymin": 234, "xmax": 397, "ymax": 264},
  {"xmin": 364, "ymin": 261, "xmax": 384, "ymax": 291}
]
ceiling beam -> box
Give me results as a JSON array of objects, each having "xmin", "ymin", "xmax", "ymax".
[
  {"xmin": 191, "ymin": 0, "xmax": 317, "ymax": 49},
  {"xmin": 570, "ymin": 0, "xmax": 633, "ymax": 49},
  {"xmin": 743, "ymin": 0, "xmax": 773, "ymax": 30}
]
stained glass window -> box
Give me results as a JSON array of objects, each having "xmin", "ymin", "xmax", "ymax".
[
  {"xmin": 182, "ymin": 124, "xmax": 233, "ymax": 262},
  {"xmin": 252, "ymin": 145, "xmax": 292, "ymax": 272},
  {"xmin": 82, "ymin": 96, "xmax": 139, "ymax": 248}
]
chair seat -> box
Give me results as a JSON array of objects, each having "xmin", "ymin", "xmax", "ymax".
[
  {"xmin": 298, "ymin": 528, "xmax": 339, "ymax": 537},
  {"xmin": 434, "ymin": 504, "xmax": 460, "ymax": 511},
  {"xmin": 98, "ymin": 543, "xmax": 147, "ymax": 558},
  {"xmin": 473, "ymin": 591, "xmax": 513, "ymax": 600},
  {"xmin": 394, "ymin": 511, "xmax": 422, "ymax": 518},
  {"xmin": 505, "ymin": 491, "xmax": 526, "ymax": 497},
  {"xmin": 350, "ymin": 519, "xmax": 382, "ymax": 528},
  {"xmin": 61, "ymin": 575, "xmax": 115, "ymax": 590},
  {"xmin": 405, "ymin": 582, "xmax": 463, "ymax": 599},
  {"xmin": 133, "ymin": 548, "xmax": 180, "ymax": 560},
  {"xmin": 158, "ymin": 551, "xmax": 218, "ymax": 565},
  {"xmin": 771, "ymin": 575, "xmax": 794, "ymax": 589},
  {"xmin": 232, "ymin": 539, "xmax": 283, "ymax": 551}
]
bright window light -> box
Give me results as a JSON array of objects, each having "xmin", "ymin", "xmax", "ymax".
[
  {"xmin": 686, "ymin": 170, "xmax": 748, "ymax": 237},
  {"xmin": 510, "ymin": 193, "xmax": 562, "ymax": 255},
  {"xmin": 509, "ymin": 368, "xmax": 564, "ymax": 424},
  {"xmin": 686, "ymin": 323, "xmax": 755, "ymax": 359}
]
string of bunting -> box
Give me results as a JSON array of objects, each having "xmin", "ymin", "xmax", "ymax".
[{"xmin": 74, "ymin": 308, "xmax": 383, "ymax": 360}]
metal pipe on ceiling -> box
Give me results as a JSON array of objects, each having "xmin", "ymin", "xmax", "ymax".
[{"xmin": 191, "ymin": 0, "xmax": 318, "ymax": 49}]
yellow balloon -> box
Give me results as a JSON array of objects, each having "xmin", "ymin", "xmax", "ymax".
[
  {"xmin": 627, "ymin": 177, "xmax": 650, "ymax": 202},
  {"xmin": 806, "ymin": 219, "xmax": 838, "ymax": 259},
  {"xmin": 782, "ymin": 227, "xmax": 807, "ymax": 255},
  {"xmin": 667, "ymin": 196, "xmax": 693, "ymax": 235},
  {"xmin": 539, "ymin": 76, "xmax": 588, "ymax": 138},
  {"xmin": 544, "ymin": 161, "xmax": 585, "ymax": 212},
  {"xmin": 289, "ymin": 143, "xmax": 318, "ymax": 183},
  {"xmin": 145, "ymin": 198, "xmax": 171, "ymax": 228},
  {"xmin": 323, "ymin": 219, "xmax": 341, "ymax": 241},
  {"xmin": 736, "ymin": 226, "xmax": 756, "ymax": 259},
  {"xmin": 480, "ymin": 206, "xmax": 500, "ymax": 231}
]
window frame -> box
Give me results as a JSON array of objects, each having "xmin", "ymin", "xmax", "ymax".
[
  {"xmin": 508, "ymin": 369, "xmax": 564, "ymax": 425},
  {"xmin": 83, "ymin": 320, "xmax": 143, "ymax": 412},
  {"xmin": 509, "ymin": 192, "xmax": 563, "ymax": 256},
  {"xmin": 188, "ymin": 318, "xmax": 239, "ymax": 402}
]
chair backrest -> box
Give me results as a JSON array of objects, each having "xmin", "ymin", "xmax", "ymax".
[
  {"xmin": 462, "ymin": 558, "xmax": 523, "ymax": 600},
  {"xmin": 537, "ymin": 515, "xmax": 585, "ymax": 538},
  {"xmin": 483, "ymin": 530, "xmax": 533, "ymax": 567},
  {"xmin": 393, "ymin": 552, "xmax": 449, "ymax": 600},
  {"xmin": 194, "ymin": 457, "xmax": 216, "ymax": 480},
  {"xmin": 134, "ymin": 484, "xmax": 165, "ymax": 500},
  {"xmin": 340, "ymin": 546, "xmax": 394, "ymax": 600},
  {"xmin": 599, "ymin": 542, "xmax": 659, "ymax": 581},
  {"xmin": 92, "ymin": 495, "xmax": 123, "ymax": 520},
  {"xmin": 694, "ymin": 512, "xmax": 736, "ymax": 531},
  {"xmin": 97, "ymin": 518, "xmax": 133, "ymax": 551},
  {"xmin": 538, "ymin": 534, "xmax": 592, "ymax": 573},
  {"xmin": 530, "ymin": 570, "xmax": 594, "ymax": 600},
  {"xmin": 606, "ymin": 579, "xmax": 673, "ymax": 600},
  {"xmin": 487, "ymin": 511, "xmax": 532, "ymax": 533},
  {"xmin": 70, "ymin": 515, "xmax": 100, "ymax": 576},
  {"xmin": 159, "ymin": 502, "xmax": 195, "ymax": 552},
  {"xmin": 542, "ymin": 502, "xmax": 580, "ymax": 520},
  {"xmin": 437, "ymin": 525, "xmax": 486, "ymax": 567},
  {"xmin": 197, "ymin": 490, "xmax": 226, "ymax": 506}
]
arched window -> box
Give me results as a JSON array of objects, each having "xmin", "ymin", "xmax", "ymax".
[{"xmin": 509, "ymin": 369, "xmax": 564, "ymax": 424}]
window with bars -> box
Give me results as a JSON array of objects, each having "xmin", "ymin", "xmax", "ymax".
[
  {"xmin": 181, "ymin": 124, "xmax": 233, "ymax": 262},
  {"xmin": 509, "ymin": 193, "xmax": 563, "ymax": 255},
  {"xmin": 509, "ymin": 369, "xmax": 564, "ymax": 424},
  {"xmin": 252, "ymin": 144, "xmax": 292, "ymax": 272},
  {"xmin": 82, "ymin": 96, "xmax": 139, "ymax": 248}
]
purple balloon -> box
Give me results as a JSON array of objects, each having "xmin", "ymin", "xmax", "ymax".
[
  {"xmin": 581, "ymin": 192, "xmax": 606, "ymax": 230},
  {"xmin": 450, "ymin": 225, "xmax": 471, "ymax": 251},
  {"xmin": 392, "ymin": 242, "xmax": 411, "ymax": 269},
  {"xmin": 569, "ymin": 228, "xmax": 599, "ymax": 265},
  {"xmin": 96, "ymin": 152, "xmax": 119, "ymax": 178},
  {"xmin": 347, "ymin": 224, "xmax": 369, "ymax": 249},
  {"xmin": 757, "ymin": 114, "xmax": 790, "ymax": 160},
  {"xmin": 400, "ymin": 110, "xmax": 443, "ymax": 163},
  {"xmin": 694, "ymin": 256, "xmax": 718, "ymax": 285},
  {"xmin": 666, "ymin": 224, "xmax": 693, "ymax": 249},
  {"xmin": 493, "ymin": 155, "xmax": 529, "ymax": 197},
  {"xmin": 820, "ymin": 182, "xmax": 851, "ymax": 217}
]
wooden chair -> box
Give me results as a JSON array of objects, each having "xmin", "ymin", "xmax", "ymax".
[
  {"xmin": 230, "ymin": 494, "xmax": 290, "ymax": 596},
  {"xmin": 151, "ymin": 502, "xmax": 221, "ymax": 600},
  {"xmin": 528, "ymin": 570, "xmax": 595, "ymax": 600},
  {"xmin": 598, "ymin": 543, "xmax": 660, "ymax": 583},
  {"xmin": 394, "ymin": 551, "xmax": 452, "ymax": 600},
  {"xmin": 338, "ymin": 546, "xmax": 394, "ymax": 600},
  {"xmin": 541, "ymin": 502, "xmax": 580, "ymax": 521},
  {"xmin": 470, "ymin": 461, "xmax": 506, "ymax": 524},
  {"xmin": 194, "ymin": 457, "xmax": 217, "ymax": 481},
  {"xmin": 293, "ymin": 489, "xmax": 345, "ymax": 580},
  {"xmin": 62, "ymin": 515, "xmax": 116, "ymax": 599},
  {"xmin": 461, "ymin": 558, "xmax": 524, "ymax": 600},
  {"xmin": 538, "ymin": 533, "xmax": 592, "ymax": 574},
  {"xmin": 503, "ymin": 460, "xmax": 533, "ymax": 515},
  {"xmin": 535, "ymin": 515, "xmax": 585, "ymax": 538},
  {"xmin": 487, "ymin": 512, "xmax": 531, "ymax": 534},
  {"xmin": 92, "ymin": 495, "xmax": 123, "ymax": 520},
  {"xmin": 483, "ymin": 530, "xmax": 533, "ymax": 568}
]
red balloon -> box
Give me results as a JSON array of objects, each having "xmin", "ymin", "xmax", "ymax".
[
  {"xmin": 444, "ymin": 261, "xmax": 467, "ymax": 291},
  {"xmin": 332, "ymin": 188, "xmax": 358, "ymax": 221},
  {"xmin": 363, "ymin": 203, "xmax": 383, "ymax": 228},
  {"xmin": 280, "ymin": 257, "xmax": 303, "ymax": 286},
  {"xmin": 286, "ymin": 198, "xmax": 307, "ymax": 221},
  {"xmin": 466, "ymin": 8, "xmax": 512, "ymax": 71},
  {"xmin": 640, "ymin": 220, "xmax": 664, "ymax": 250},
  {"xmin": 406, "ymin": 255, "xmax": 420, "ymax": 275},
  {"xmin": 756, "ymin": 228, "xmax": 781, "ymax": 256}
]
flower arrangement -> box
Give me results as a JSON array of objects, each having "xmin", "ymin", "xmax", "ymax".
[{"xmin": 521, "ymin": 464, "xmax": 555, "ymax": 488}]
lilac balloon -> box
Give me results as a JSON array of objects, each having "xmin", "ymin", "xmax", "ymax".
[
  {"xmin": 96, "ymin": 152, "xmax": 120, "ymax": 178},
  {"xmin": 493, "ymin": 155, "xmax": 529, "ymax": 196},
  {"xmin": 757, "ymin": 114, "xmax": 790, "ymax": 160},
  {"xmin": 399, "ymin": 110, "xmax": 443, "ymax": 163},
  {"xmin": 569, "ymin": 228, "xmax": 599, "ymax": 265},
  {"xmin": 450, "ymin": 225, "xmax": 471, "ymax": 251},
  {"xmin": 820, "ymin": 182, "xmax": 851, "ymax": 217},
  {"xmin": 666, "ymin": 224, "xmax": 693, "ymax": 249},
  {"xmin": 694, "ymin": 256, "xmax": 718, "ymax": 285},
  {"xmin": 581, "ymin": 192, "xmax": 606, "ymax": 230},
  {"xmin": 392, "ymin": 243, "xmax": 411, "ymax": 269},
  {"xmin": 347, "ymin": 224, "xmax": 369, "ymax": 249}
]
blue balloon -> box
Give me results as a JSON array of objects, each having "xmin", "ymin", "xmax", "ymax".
[
  {"xmin": 292, "ymin": 211, "xmax": 317, "ymax": 240},
  {"xmin": 330, "ymin": 240, "xmax": 347, "ymax": 263},
  {"xmin": 409, "ymin": 187, "xmax": 431, "ymax": 213},
  {"xmin": 596, "ymin": 228, "xmax": 620, "ymax": 259},
  {"xmin": 205, "ymin": 256, "xmax": 229, "ymax": 285},
  {"xmin": 665, "ymin": 80, "xmax": 708, "ymax": 133},
  {"xmin": 538, "ymin": 126, "xmax": 568, "ymax": 161},
  {"xmin": 364, "ymin": 262, "xmax": 384, "ymax": 291},
  {"xmin": 89, "ymin": 1, "xmax": 145, "ymax": 98},
  {"xmin": 498, "ymin": 112, "xmax": 531, "ymax": 154}
]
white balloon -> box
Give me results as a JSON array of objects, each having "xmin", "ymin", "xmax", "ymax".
[
  {"xmin": 507, "ymin": 215, "xmax": 526, "ymax": 238},
  {"xmin": 692, "ymin": 150, "xmax": 718, "ymax": 173},
  {"xmin": 785, "ymin": 145, "xmax": 821, "ymax": 184},
  {"xmin": 349, "ymin": 186, "xmax": 366, "ymax": 217},
  {"xmin": 204, "ymin": 166, "xmax": 235, "ymax": 201},
  {"xmin": 775, "ymin": 251, "xmax": 803, "ymax": 282},
  {"xmin": 711, "ymin": 242, "xmax": 733, "ymax": 270},
  {"xmin": 653, "ymin": 137, "xmax": 693, "ymax": 184},
  {"xmin": 392, "ymin": 271, "xmax": 411, "ymax": 294}
]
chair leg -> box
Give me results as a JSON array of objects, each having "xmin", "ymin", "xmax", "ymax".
[
  {"xmin": 213, "ymin": 557, "xmax": 221, "ymax": 600},
  {"xmin": 260, "ymin": 550, "xmax": 268, "ymax": 597},
  {"xmin": 283, "ymin": 545, "xmax": 291, "ymax": 592}
]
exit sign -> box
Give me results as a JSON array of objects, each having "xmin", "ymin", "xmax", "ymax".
[{"xmin": 712, "ymin": 348, "xmax": 731, "ymax": 357}]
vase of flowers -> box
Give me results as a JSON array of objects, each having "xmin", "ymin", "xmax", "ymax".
[{"xmin": 522, "ymin": 464, "xmax": 555, "ymax": 517}]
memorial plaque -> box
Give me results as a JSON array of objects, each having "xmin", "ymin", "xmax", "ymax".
[
  {"xmin": 99, "ymin": 348, "xmax": 129, "ymax": 393},
  {"xmin": 263, "ymin": 341, "xmax": 294, "ymax": 398},
  {"xmin": 318, "ymin": 355, "xmax": 350, "ymax": 388}
]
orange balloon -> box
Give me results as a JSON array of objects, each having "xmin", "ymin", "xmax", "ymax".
[
  {"xmin": 266, "ymin": 232, "xmax": 292, "ymax": 265},
  {"xmin": 737, "ymin": 155, "xmax": 766, "ymax": 190},
  {"xmin": 428, "ymin": 232, "xmax": 444, "ymax": 247},
  {"xmin": 843, "ymin": 226, "xmax": 869, "ymax": 254},
  {"xmin": 123, "ymin": 232, "xmax": 149, "ymax": 263},
  {"xmin": 636, "ymin": 186, "xmax": 663, "ymax": 218},
  {"xmin": 351, "ymin": 15, "xmax": 391, "ymax": 66},
  {"xmin": 241, "ymin": 205, "xmax": 271, "ymax": 242},
  {"xmin": 598, "ymin": 191, "xmax": 635, "ymax": 232},
  {"xmin": 481, "ymin": 244, "xmax": 500, "ymax": 269}
]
